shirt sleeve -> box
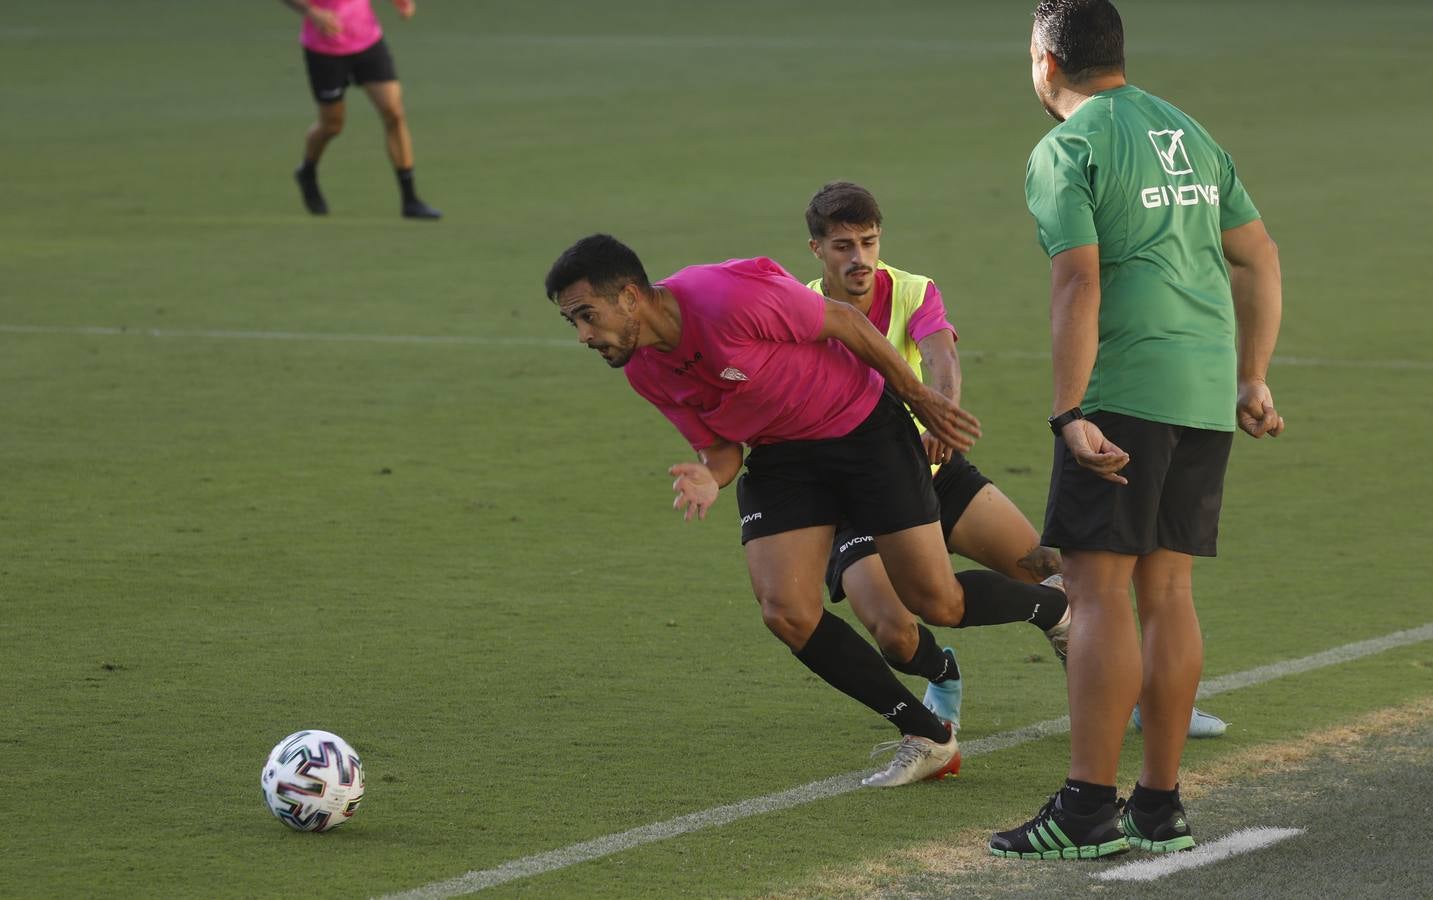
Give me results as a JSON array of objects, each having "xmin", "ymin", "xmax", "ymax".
[
  {"xmin": 906, "ymin": 281, "xmax": 957, "ymax": 345},
  {"xmin": 1217, "ymin": 149, "xmax": 1261, "ymax": 231},
  {"xmin": 1025, "ymin": 133, "xmax": 1099, "ymax": 258},
  {"xmin": 652, "ymin": 403, "xmax": 721, "ymax": 451},
  {"xmin": 626, "ymin": 367, "xmax": 722, "ymax": 451}
]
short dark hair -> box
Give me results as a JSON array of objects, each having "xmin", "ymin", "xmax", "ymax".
[
  {"xmin": 544, "ymin": 233, "xmax": 651, "ymax": 301},
  {"xmin": 805, "ymin": 181, "xmax": 883, "ymax": 240},
  {"xmin": 1032, "ymin": 0, "xmax": 1124, "ymax": 82}
]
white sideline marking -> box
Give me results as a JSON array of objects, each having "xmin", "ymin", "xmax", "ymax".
[
  {"xmin": 2, "ymin": 324, "xmax": 1431, "ymax": 370},
  {"xmin": 377, "ymin": 622, "xmax": 1433, "ymax": 899},
  {"xmin": 1093, "ymin": 826, "xmax": 1306, "ymax": 882}
]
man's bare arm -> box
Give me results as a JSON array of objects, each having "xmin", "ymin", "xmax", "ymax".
[
  {"xmin": 817, "ymin": 299, "xmax": 980, "ymax": 450},
  {"xmin": 1223, "ymin": 218, "xmax": 1285, "ymax": 437},
  {"xmin": 916, "ymin": 329, "xmax": 961, "ymax": 407}
]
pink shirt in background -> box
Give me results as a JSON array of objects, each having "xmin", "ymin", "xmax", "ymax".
[
  {"xmin": 301, "ymin": 0, "xmax": 384, "ymax": 57},
  {"xmin": 865, "ymin": 269, "xmax": 958, "ymax": 346},
  {"xmin": 624, "ymin": 258, "xmax": 884, "ymax": 451}
]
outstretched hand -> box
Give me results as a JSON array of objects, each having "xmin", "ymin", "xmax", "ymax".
[
  {"xmin": 669, "ymin": 462, "xmax": 719, "ymax": 521},
  {"xmin": 1237, "ymin": 380, "xmax": 1285, "ymax": 438},
  {"xmin": 908, "ymin": 388, "xmax": 981, "ymax": 453},
  {"xmin": 1062, "ymin": 418, "xmax": 1130, "ymax": 484},
  {"xmin": 393, "ymin": 0, "xmax": 417, "ymax": 19}
]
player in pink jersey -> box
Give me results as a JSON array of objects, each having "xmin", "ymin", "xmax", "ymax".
[
  {"xmin": 546, "ymin": 234, "xmax": 1102, "ymax": 787},
  {"xmin": 280, "ymin": 0, "xmax": 441, "ymax": 219}
]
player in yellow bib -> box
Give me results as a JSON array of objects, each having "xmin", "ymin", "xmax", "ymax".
[
  {"xmin": 804, "ymin": 182, "xmax": 1066, "ymax": 730},
  {"xmin": 804, "ymin": 182, "xmax": 1225, "ymax": 739}
]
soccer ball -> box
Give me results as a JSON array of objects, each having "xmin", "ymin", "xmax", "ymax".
[{"xmin": 261, "ymin": 729, "xmax": 365, "ymax": 832}]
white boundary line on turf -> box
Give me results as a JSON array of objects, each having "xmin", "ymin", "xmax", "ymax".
[
  {"xmin": 1092, "ymin": 826, "xmax": 1306, "ymax": 882},
  {"xmin": 2, "ymin": 324, "xmax": 1431, "ymax": 370},
  {"xmin": 376, "ymin": 621, "xmax": 1433, "ymax": 900}
]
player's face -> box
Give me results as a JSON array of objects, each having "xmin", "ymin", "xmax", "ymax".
[
  {"xmin": 557, "ymin": 279, "xmax": 642, "ymax": 368},
  {"xmin": 810, "ymin": 223, "xmax": 881, "ymax": 298},
  {"xmin": 1030, "ymin": 32, "xmax": 1063, "ymax": 122}
]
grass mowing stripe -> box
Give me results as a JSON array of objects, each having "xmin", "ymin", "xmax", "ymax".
[
  {"xmin": 0, "ymin": 324, "xmax": 572, "ymax": 348},
  {"xmin": 2, "ymin": 324, "xmax": 1429, "ymax": 371},
  {"xmin": 1092, "ymin": 827, "xmax": 1306, "ymax": 882},
  {"xmin": 378, "ymin": 622, "xmax": 1433, "ymax": 899}
]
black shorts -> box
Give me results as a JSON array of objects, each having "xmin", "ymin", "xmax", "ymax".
[
  {"xmin": 1042, "ymin": 410, "xmax": 1233, "ymax": 557},
  {"xmin": 824, "ymin": 454, "xmax": 992, "ymax": 602},
  {"xmin": 303, "ymin": 39, "xmax": 398, "ymax": 104},
  {"xmin": 736, "ymin": 390, "xmax": 939, "ymax": 545}
]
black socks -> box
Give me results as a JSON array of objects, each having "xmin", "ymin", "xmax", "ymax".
[
  {"xmin": 794, "ymin": 611, "xmax": 949, "ymax": 743},
  {"xmin": 1060, "ymin": 778, "xmax": 1118, "ymax": 816},
  {"xmin": 396, "ymin": 167, "xmax": 418, "ymax": 204},
  {"xmin": 886, "ymin": 624, "xmax": 959, "ymax": 684},
  {"xmin": 954, "ymin": 570, "xmax": 1067, "ymax": 632},
  {"xmin": 1129, "ymin": 782, "xmax": 1182, "ymax": 811}
]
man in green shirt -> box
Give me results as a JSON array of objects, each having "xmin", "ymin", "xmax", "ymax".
[{"xmin": 991, "ymin": 0, "xmax": 1284, "ymax": 860}]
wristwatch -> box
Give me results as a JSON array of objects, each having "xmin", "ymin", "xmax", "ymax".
[{"xmin": 1048, "ymin": 407, "xmax": 1084, "ymax": 435}]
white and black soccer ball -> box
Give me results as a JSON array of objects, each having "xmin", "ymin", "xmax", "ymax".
[{"xmin": 261, "ymin": 729, "xmax": 365, "ymax": 832}]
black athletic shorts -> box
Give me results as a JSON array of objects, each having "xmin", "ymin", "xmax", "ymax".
[
  {"xmin": 736, "ymin": 390, "xmax": 940, "ymax": 545},
  {"xmin": 1042, "ymin": 410, "xmax": 1233, "ymax": 557},
  {"xmin": 824, "ymin": 454, "xmax": 992, "ymax": 602},
  {"xmin": 303, "ymin": 38, "xmax": 398, "ymax": 104}
]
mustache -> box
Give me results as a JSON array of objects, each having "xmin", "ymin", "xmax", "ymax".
[{"xmin": 846, "ymin": 266, "xmax": 872, "ymax": 276}]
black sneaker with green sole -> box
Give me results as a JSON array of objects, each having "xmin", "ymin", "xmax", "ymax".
[
  {"xmin": 1122, "ymin": 797, "xmax": 1196, "ymax": 852},
  {"xmin": 990, "ymin": 791, "xmax": 1130, "ymax": 860}
]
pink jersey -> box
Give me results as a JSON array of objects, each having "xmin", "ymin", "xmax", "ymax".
[
  {"xmin": 624, "ymin": 258, "xmax": 885, "ymax": 450},
  {"xmin": 866, "ymin": 268, "xmax": 957, "ymax": 345},
  {"xmin": 301, "ymin": 0, "xmax": 384, "ymax": 57}
]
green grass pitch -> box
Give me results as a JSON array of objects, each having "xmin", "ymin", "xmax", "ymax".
[{"xmin": 3, "ymin": 1, "xmax": 1431, "ymax": 896}]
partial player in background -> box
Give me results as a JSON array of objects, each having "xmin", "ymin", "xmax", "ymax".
[
  {"xmin": 804, "ymin": 181, "xmax": 1067, "ymax": 730},
  {"xmin": 991, "ymin": 0, "xmax": 1284, "ymax": 861},
  {"xmin": 281, "ymin": 0, "xmax": 441, "ymax": 219}
]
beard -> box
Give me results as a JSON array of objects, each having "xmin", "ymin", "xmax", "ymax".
[
  {"xmin": 598, "ymin": 315, "xmax": 642, "ymax": 368},
  {"xmin": 844, "ymin": 268, "xmax": 873, "ymax": 297}
]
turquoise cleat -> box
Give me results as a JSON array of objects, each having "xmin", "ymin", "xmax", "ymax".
[
  {"xmin": 1132, "ymin": 704, "xmax": 1228, "ymax": 738},
  {"xmin": 921, "ymin": 647, "xmax": 963, "ymax": 732}
]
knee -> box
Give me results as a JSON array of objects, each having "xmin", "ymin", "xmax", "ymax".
[
  {"xmin": 870, "ymin": 617, "xmax": 917, "ymax": 663},
  {"xmin": 379, "ymin": 106, "xmax": 405, "ymax": 130},
  {"xmin": 905, "ymin": 579, "xmax": 964, "ymax": 628},
  {"xmin": 757, "ymin": 597, "xmax": 822, "ymax": 650},
  {"xmin": 760, "ymin": 607, "xmax": 820, "ymax": 649},
  {"xmin": 318, "ymin": 116, "xmax": 345, "ymax": 138}
]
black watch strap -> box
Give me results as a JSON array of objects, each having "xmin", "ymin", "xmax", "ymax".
[{"xmin": 1048, "ymin": 407, "xmax": 1084, "ymax": 435}]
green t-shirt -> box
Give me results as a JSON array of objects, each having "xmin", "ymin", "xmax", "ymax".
[{"xmin": 1025, "ymin": 84, "xmax": 1260, "ymax": 431}]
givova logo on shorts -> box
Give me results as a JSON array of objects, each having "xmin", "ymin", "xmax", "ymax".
[{"xmin": 1141, "ymin": 128, "xmax": 1219, "ymax": 209}]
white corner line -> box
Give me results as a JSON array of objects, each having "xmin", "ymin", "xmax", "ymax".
[
  {"xmin": 1093, "ymin": 826, "xmax": 1306, "ymax": 882},
  {"xmin": 375, "ymin": 622, "xmax": 1433, "ymax": 899}
]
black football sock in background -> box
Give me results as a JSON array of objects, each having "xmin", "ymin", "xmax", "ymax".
[
  {"xmin": 954, "ymin": 570, "xmax": 1067, "ymax": 632},
  {"xmin": 885, "ymin": 624, "xmax": 959, "ymax": 684}
]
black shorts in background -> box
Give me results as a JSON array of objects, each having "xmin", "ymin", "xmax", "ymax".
[
  {"xmin": 1042, "ymin": 410, "xmax": 1233, "ymax": 557},
  {"xmin": 824, "ymin": 454, "xmax": 992, "ymax": 602},
  {"xmin": 303, "ymin": 38, "xmax": 398, "ymax": 104},
  {"xmin": 736, "ymin": 391, "xmax": 939, "ymax": 545}
]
